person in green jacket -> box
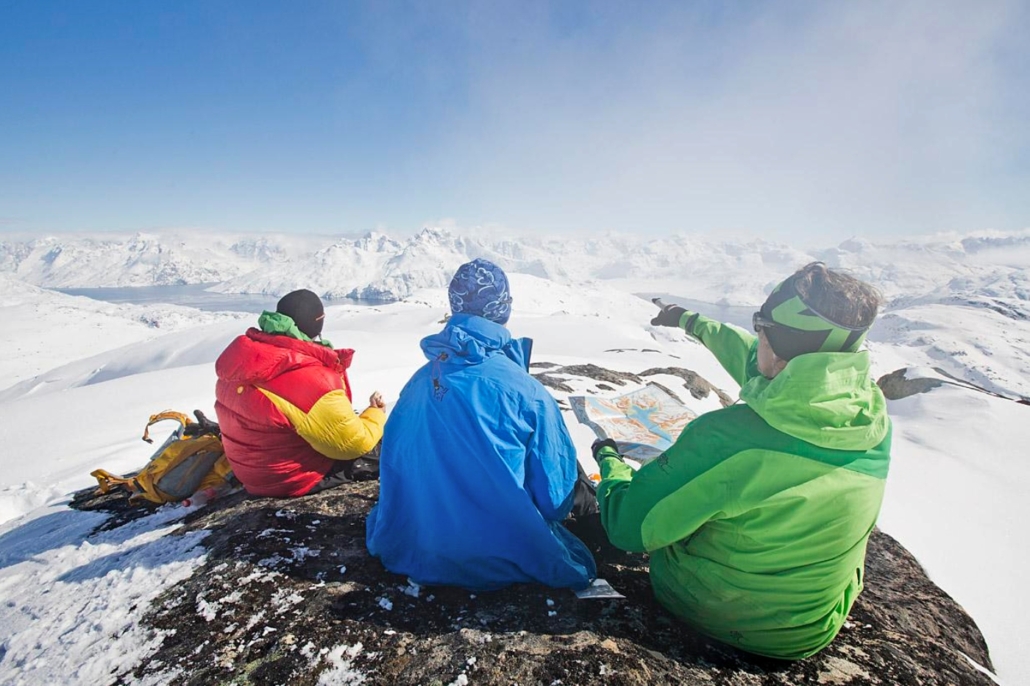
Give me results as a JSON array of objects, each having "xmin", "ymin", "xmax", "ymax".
[{"xmin": 595, "ymin": 262, "xmax": 890, "ymax": 660}]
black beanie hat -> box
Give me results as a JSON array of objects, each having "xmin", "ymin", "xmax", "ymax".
[{"xmin": 276, "ymin": 289, "xmax": 325, "ymax": 339}]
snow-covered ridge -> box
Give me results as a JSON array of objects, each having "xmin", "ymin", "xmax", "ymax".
[
  {"xmin": 0, "ymin": 231, "xmax": 332, "ymax": 288},
  {"xmin": 4, "ymin": 228, "xmax": 1029, "ymax": 307}
]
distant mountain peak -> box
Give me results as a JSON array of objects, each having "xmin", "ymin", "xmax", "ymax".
[{"xmin": 414, "ymin": 226, "xmax": 455, "ymax": 243}]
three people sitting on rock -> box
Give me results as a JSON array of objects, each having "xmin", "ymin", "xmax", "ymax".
[
  {"xmin": 595, "ymin": 262, "xmax": 890, "ymax": 659},
  {"xmin": 214, "ymin": 261, "xmax": 891, "ymax": 661},
  {"xmin": 214, "ymin": 288, "xmax": 386, "ymax": 497}
]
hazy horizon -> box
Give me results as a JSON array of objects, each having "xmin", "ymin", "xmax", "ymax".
[{"xmin": 2, "ymin": 1, "xmax": 1028, "ymax": 242}]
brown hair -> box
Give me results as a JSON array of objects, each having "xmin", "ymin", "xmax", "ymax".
[{"xmin": 792, "ymin": 262, "xmax": 882, "ymax": 329}]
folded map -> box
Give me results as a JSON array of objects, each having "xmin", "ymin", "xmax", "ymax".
[{"xmin": 570, "ymin": 383, "xmax": 696, "ymax": 463}]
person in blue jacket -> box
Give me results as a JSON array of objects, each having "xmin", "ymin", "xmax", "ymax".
[{"xmin": 366, "ymin": 258, "xmax": 598, "ymax": 590}]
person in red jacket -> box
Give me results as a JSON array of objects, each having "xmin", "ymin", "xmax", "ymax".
[{"xmin": 214, "ymin": 289, "xmax": 386, "ymax": 497}]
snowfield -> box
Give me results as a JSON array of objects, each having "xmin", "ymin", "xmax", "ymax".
[{"xmin": 0, "ymin": 229, "xmax": 1028, "ymax": 684}]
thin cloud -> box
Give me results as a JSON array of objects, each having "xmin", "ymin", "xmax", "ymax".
[{"xmin": 433, "ymin": 1, "xmax": 1030, "ymax": 240}]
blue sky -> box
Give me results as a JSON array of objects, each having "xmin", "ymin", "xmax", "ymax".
[{"xmin": 1, "ymin": 1, "xmax": 1028, "ymax": 241}]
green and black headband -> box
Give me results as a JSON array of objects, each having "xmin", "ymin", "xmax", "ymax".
[{"xmin": 754, "ymin": 272, "xmax": 871, "ymax": 360}]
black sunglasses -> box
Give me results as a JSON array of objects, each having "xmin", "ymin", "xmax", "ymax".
[{"xmin": 752, "ymin": 312, "xmax": 777, "ymax": 332}]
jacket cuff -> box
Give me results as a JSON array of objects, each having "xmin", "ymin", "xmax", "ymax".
[
  {"xmin": 678, "ymin": 311, "xmax": 700, "ymax": 338},
  {"xmin": 359, "ymin": 406, "xmax": 387, "ymax": 424},
  {"xmin": 599, "ymin": 453, "xmax": 633, "ymax": 481}
]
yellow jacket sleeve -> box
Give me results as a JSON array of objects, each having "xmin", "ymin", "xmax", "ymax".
[{"xmin": 260, "ymin": 388, "xmax": 386, "ymax": 460}]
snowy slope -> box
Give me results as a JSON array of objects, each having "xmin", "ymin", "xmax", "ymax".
[
  {"xmin": 0, "ymin": 274, "xmax": 248, "ymax": 389},
  {"xmin": 871, "ymin": 303, "xmax": 1030, "ymax": 398},
  {"xmin": 877, "ymin": 386, "xmax": 1029, "ymax": 686}
]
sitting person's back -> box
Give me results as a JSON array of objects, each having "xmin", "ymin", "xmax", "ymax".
[
  {"xmin": 215, "ymin": 289, "xmax": 386, "ymax": 497},
  {"xmin": 366, "ymin": 260, "xmax": 596, "ymax": 590},
  {"xmin": 598, "ymin": 263, "xmax": 890, "ymax": 659}
]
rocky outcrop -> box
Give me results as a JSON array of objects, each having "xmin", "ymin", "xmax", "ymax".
[
  {"xmin": 877, "ymin": 366, "xmax": 1030, "ymax": 405},
  {"xmin": 74, "ymin": 482, "xmax": 995, "ymax": 686},
  {"xmin": 876, "ymin": 369, "xmax": 945, "ymax": 400},
  {"xmin": 639, "ymin": 367, "xmax": 734, "ymax": 406},
  {"xmin": 532, "ymin": 363, "xmax": 645, "ymax": 394},
  {"xmin": 531, "ymin": 363, "xmax": 733, "ymax": 407}
]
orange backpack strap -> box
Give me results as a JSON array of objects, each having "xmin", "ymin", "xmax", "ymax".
[
  {"xmin": 142, "ymin": 411, "xmax": 192, "ymax": 444},
  {"xmin": 90, "ymin": 469, "xmax": 141, "ymax": 495}
]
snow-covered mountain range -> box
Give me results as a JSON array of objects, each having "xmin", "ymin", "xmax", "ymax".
[
  {"xmin": 3, "ymin": 227, "xmax": 1028, "ymax": 310},
  {"xmin": 4, "ymin": 227, "xmax": 1028, "ymax": 397}
]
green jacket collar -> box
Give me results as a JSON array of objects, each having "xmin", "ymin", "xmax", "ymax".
[
  {"xmin": 257, "ymin": 311, "xmax": 333, "ymax": 348},
  {"xmin": 740, "ymin": 351, "xmax": 888, "ymax": 451}
]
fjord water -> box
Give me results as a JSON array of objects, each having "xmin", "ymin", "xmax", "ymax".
[{"xmin": 58, "ymin": 284, "xmax": 382, "ymax": 313}]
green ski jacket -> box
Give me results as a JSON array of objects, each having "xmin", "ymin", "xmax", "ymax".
[{"xmin": 596, "ymin": 313, "xmax": 891, "ymax": 659}]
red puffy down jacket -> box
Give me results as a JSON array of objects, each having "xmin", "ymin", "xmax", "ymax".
[{"xmin": 214, "ymin": 328, "xmax": 386, "ymax": 497}]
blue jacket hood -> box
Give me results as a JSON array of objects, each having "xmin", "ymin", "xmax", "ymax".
[{"xmin": 421, "ymin": 313, "xmax": 533, "ymax": 370}]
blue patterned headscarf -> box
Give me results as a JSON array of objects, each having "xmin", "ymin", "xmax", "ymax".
[{"xmin": 448, "ymin": 259, "xmax": 512, "ymax": 325}]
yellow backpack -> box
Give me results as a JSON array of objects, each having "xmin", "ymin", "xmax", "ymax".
[{"xmin": 91, "ymin": 410, "xmax": 235, "ymax": 505}]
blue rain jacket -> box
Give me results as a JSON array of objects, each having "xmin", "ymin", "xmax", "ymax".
[{"xmin": 366, "ymin": 314, "xmax": 596, "ymax": 590}]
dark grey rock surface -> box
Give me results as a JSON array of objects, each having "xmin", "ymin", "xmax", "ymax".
[{"xmin": 73, "ymin": 482, "xmax": 994, "ymax": 686}]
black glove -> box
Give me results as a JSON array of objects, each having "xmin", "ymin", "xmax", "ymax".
[
  {"xmin": 651, "ymin": 303, "xmax": 687, "ymax": 328},
  {"xmin": 591, "ymin": 438, "xmax": 623, "ymax": 461},
  {"xmin": 185, "ymin": 410, "xmax": 221, "ymax": 438}
]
